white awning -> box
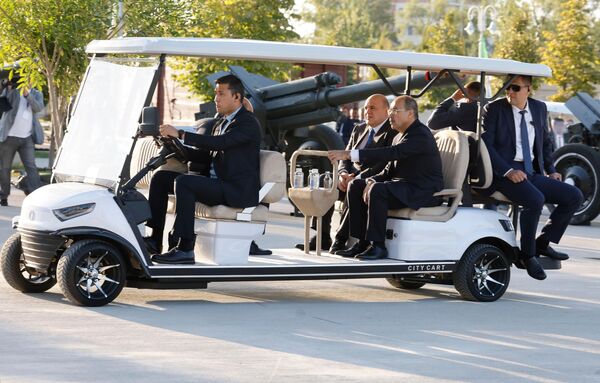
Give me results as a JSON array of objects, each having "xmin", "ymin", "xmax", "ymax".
[{"xmin": 86, "ymin": 38, "xmax": 552, "ymax": 78}]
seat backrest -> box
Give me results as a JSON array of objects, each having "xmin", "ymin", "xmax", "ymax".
[
  {"xmin": 130, "ymin": 137, "xmax": 187, "ymax": 189},
  {"xmin": 434, "ymin": 130, "xmax": 469, "ymax": 193},
  {"xmin": 462, "ymin": 131, "xmax": 493, "ymax": 189},
  {"xmin": 259, "ymin": 150, "xmax": 286, "ymax": 203}
]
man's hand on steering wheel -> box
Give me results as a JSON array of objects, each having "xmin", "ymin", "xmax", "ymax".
[
  {"xmin": 160, "ymin": 124, "xmax": 179, "ymax": 138},
  {"xmin": 158, "ymin": 124, "xmax": 189, "ymax": 162}
]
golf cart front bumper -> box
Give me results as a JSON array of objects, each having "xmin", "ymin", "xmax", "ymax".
[{"xmin": 16, "ymin": 226, "xmax": 66, "ymax": 271}]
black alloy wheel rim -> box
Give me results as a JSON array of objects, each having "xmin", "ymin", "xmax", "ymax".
[
  {"xmin": 471, "ymin": 252, "xmax": 509, "ymax": 298},
  {"xmin": 74, "ymin": 249, "xmax": 123, "ymax": 301},
  {"xmin": 19, "ymin": 254, "xmax": 52, "ymax": 284}
]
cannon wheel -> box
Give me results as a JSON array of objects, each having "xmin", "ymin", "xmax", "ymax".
[
  {"xmin": 286, "ymin": 124, "xmax": 345, "ymax": 175},
  {"xmin": 552, "ymin": 144, "xmax": 600, "ymax": 225}
]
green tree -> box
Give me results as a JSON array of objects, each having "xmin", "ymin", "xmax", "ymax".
[
  {"xmin": 540, "ymin": 0, "xmax": 599, "ymax": 100},
  {"xmin": 172, "ymin": 0, "xmax": 299, "ymax": 99},
  {"xmin": 307, "ymin": 0, "xmax": 394, "ymax": 48},
  {"xmin": 418, "ymin": 10, "xmax": 466, "ymax": 109},
  {"xmin": 494, "ymin": 0, "xmax": 540, "ymax": 64},
  {"xmin": 0, "ymin": 0, "xmax": 185, "ymax": 155},
  {"xmin": 305, "ymin": 0, "xmax": 395, "ymax": 84}
]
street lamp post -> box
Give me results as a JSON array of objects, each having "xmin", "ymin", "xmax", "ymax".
[{"xmin": 464, "ymin": 5, "xmax": 498, "ymax": 58}]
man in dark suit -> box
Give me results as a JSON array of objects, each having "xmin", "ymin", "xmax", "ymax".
[
  {"xmin": 428, "ymin": 81, "xmax": 481, "ymax": 132},
  {"xmin": 150, "ymin": 74, "xmax": 261, "ymax": 264},
  {"xmin": 482, "ymin": 75, "xmax": 583, "ymax": 280},
  {"xmin": 328, "ymin": 95, "xmax": 444, "ymax": 260},
  {"xmin": 296, "ymin": 94, "xmax": 398, "ymax": 253}
]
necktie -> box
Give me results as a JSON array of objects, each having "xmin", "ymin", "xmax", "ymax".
[
  {"xmin": 365, "ymin": 129, "xmax": 375, "ymax": 147},
  {"xmin": 519, "ymin": 110, "xmax": 534, "ymax": 174},
  {"xmin": 210, "ymin": 118, "xmax": 227, "ymax": 178}
]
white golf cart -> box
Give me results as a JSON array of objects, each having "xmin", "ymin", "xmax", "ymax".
[{"xmin": 0, "ymin": 38, "xmax": 554, "ymax": 306}]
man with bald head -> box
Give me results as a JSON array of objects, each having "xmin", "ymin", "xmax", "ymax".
[
  {"xmin": 296, "ymin": 94, "xmax": 398, "ymax": 253},
  {"xmin": 328, "ymin": 95, "xmax": 443, "ymax": 260}
]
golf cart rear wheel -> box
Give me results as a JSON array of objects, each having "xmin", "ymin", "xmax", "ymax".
[
  {"xmin": 57, "ymin": 240, "xmax": 126, "ymax": 307},
  {"xmin": 1, "ymin": 233, "xmax": 57, "ymax": 293},
  {"xmin": 386, "ymin": 276, "xmax": 426, "ymax": 290},
  {"xmin": 553, "ymin": 144, "xmax": 600, "ymax": 225},
  {"xmin": 453, "ymin": 243, "xmax": 510, "ymax": 302}
]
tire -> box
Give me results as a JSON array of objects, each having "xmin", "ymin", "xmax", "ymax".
[
  {"xmin": 1, "ymin": 233, "xmax": 57, "ymax": 293},
  {"xmin": 57, "ymin": 240, "xmax": 126, "ymax": 307},
  {"xmin": 386, "ymin": 276, "xmax": 426, "ymax": 290},
  {"xmin": 453, "ymin": 243, "xmax": 510, "ymax": 302},
  {"xmin": 286, "ymin": 124, "xmax": 345, "ymax": 170},
  {"xmin": 553, "ymin": 144, "xmax": 600, "ymax": 225}
]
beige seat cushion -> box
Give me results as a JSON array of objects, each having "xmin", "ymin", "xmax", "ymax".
[{"xmin": 166, "ymin": 197, "xmax": 270, "ymax": 222}]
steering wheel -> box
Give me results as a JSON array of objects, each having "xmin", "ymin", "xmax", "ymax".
[{"xmin": 159, "ymin": 136, "xmax": 189, "ymax": 162}]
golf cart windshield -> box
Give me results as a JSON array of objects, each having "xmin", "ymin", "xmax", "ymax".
[{"xmin": 53, "ymin": 58, "xmax": 157, "ymax": 188}]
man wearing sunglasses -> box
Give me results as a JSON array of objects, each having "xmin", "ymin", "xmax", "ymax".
[{"xmin": 482, "ymin": 75, "xmax": 583, "ymax": 280}]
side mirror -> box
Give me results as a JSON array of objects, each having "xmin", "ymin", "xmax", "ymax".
[{"xmin": 138, "ymin": 106, "xmax": 159, "ymax": 137}]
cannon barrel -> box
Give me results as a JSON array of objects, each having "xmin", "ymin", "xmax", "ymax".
[{"xmin": 259, "ymin": 72, "xmax": 446, "ymax": 131}]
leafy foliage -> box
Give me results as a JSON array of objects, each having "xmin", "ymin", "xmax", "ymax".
[
  {"xmin": 172, "ymin": 0, "xmax": 299, "ymax": 99},
  {"xmin": 418, "ymin": 10, "xmax": 467, "ymax": 109},
  {"xmin": 0, "ymin": 0, "xmax": 184, "ymax": 154},
  {"xmin": 540, "ymin": 0, "xmax": 599, "ymax": 100}
]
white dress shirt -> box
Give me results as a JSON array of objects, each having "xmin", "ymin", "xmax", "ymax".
[
  {"xmin": 8, "ymin": 94, "xmax": 33, "ymax": 138},
  {"xmin": 511, "ymin": 103, "xmax": 535, "ymax": 163},
  {"xmin": 349, "ymin": 120, "xmax": 386, "ymax": 162}
]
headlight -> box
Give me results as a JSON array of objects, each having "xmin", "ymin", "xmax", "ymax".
[
  {"xmin": 499, "ymin": 219, "xmax": 514, "ymax": 232},
  {"xmin": 53, "ymin": 203, "xmax": 96, "ymax": 221}
]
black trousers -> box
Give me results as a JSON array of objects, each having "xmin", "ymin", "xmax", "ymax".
[
  {"xmin": 493, "ymin": 162, "xmax": 583, "ymax": 257},
  {"xmin": 347, "ymin": 179, "xmax": 406, "ymax": 243},
  {"xmin": 147, "ymin": 170, "xmax": 226, "ymax": 242}
]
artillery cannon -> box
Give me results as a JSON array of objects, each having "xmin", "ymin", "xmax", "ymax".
[
  {"xmin": 552, "ymin": 92, "xmax": 600, "ymax": 225},
  {"xmin": 197, "ymin": 66, "xmax": 449, "ymax": 161}
]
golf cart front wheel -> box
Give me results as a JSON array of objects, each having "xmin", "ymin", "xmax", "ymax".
[
  {"xmin": 1, "ymin": 233, "xmax": 57, "ymax": 293},
  {"xmin": 57, "ymin": 240, "xmax": 126, "ymax": 307},
  {"xmin": 453, "ymin": 243, "xmax": 510, "ymax": 302}
]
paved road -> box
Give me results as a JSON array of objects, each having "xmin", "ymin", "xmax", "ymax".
[{"xmin": 1, "ymin": 190, "xmax": 599, "ymax": 383}]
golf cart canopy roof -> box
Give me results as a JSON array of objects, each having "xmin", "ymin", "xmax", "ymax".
[{"xmin": 86, "ymin": 38, "xmax": 552, "ymax": 78}]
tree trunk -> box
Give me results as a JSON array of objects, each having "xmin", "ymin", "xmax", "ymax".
[{"xmin": 45, "ymin": 72, "xmax": 67, "ymax": 166}]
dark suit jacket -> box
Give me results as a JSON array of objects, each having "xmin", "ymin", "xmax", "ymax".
[
  {"xmin": 427, "ymin": 97, "xmax": 478, "ymax": 132},
  {"xmin": 340, "ymin": 120, "xmax": 398, "ymax": 179},
  {"xmin": 182, "ymin": 107, "xmax": 261, "ymax": 208},
  {"xmin": 482, "ymin": 97, "xmax": 556, "ymax": 181},
  {"xmin": 359, "ymin": 120, "xmax": 444, "ymax": 209}
]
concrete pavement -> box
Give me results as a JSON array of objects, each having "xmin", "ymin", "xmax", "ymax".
[{"xmin": 1, "ymin": 189, "xmax": 600, "ymax": 382}]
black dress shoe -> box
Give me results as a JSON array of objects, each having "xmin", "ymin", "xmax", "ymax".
[
  {"xmin": 538, "ymin": 245, "xmax": 569, "ymax": 261},
  {"xmin": 336, "ymin": 242, "xmax": 370, "ymax": 258},
  {"xmin": 356, "ymin": 245, "xmax": 388, "ymax": 260},
  {"xmin": 295, "ymin": 236, "xmax": 332, "ymax": 251},
  {"xmin": 330, "ymin": 239, "xmax": 347, "ymax": 254},
  {"xmin": 0, "ymin": 198, "xmax": 7, "ymax": 206},
  {"xmin": 523, "ymin": 257, "xmax": 547, "ymax": 280},
  {"xmin": 151, "ymin": 248, "xmax": 195, "ymax": 264},
  {"xmin": 143, "ymin": 236, "xmax": 161, "ymax": 255},
  {"xmin": 249, "ymin": 240, "xmax": 272, "ymax": 256}
]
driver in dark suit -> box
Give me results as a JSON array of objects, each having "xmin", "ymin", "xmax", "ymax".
[
  {"xmin": 148, "ymin": 74, "xmax": 261, "ymax": 264},
  {"xmin": 482, "ymin": 75, "xmax": 583, "ymax": 280}
]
